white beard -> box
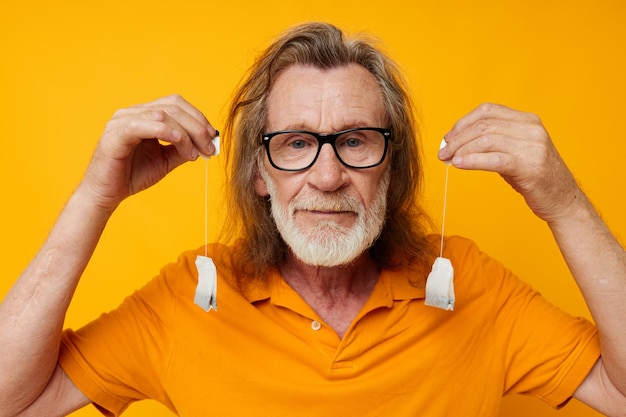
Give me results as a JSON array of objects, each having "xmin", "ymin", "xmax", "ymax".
[{"xmin": 261, "ymin": 166, "xmax": 390, "ymax": 267}]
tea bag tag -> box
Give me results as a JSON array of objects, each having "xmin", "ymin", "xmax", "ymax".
[
  {"xmin": 440, "ymin": 138, "xmax": 452, "ymax": 166},
  {"xmin": 212, "ymin": 132, "xmax": 221, "ymax": 156},
  {"xmin": 201, "ymin": 130, "xmax": 221, "ymax": 159},
  {"xmin": 425, "ymin": 256, "xmax": 455, "ymax": 310},
  {"xmin": 194, "ymin": 255, "xmax": 217, "ymax": 312}
]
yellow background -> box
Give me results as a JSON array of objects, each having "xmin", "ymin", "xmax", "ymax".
[{"xmin": 1, "ymin": 0, "xmax": 624, "ymax": 416}]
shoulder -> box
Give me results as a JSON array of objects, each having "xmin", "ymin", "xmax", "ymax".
[
  {"xmin": 132, "ymin": 243, "xmax": 244, "ymax": 313},
  {"xmin": 159, "ymin": 243, "xmax": 240, "ymax": 284},
  {"xmin": 425, "ymin": 235, "xmax": 535, "ymax": 307},
  {"xmin": 439, "ymin": 235, "xmax": 514, "ymax": 282}
]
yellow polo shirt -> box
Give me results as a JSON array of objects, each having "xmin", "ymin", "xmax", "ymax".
[{"xmin": 59, "ymin": 236, "xmax": 599, "ymax": 416}]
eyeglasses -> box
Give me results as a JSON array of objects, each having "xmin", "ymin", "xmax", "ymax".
[{"xmin": 260, "ymin": 127, "xmax": 392, "ymax": 172}]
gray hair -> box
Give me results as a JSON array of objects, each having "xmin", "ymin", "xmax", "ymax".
[{"xmin": 222, "ymin": 22, "xmax": 434, "ymax": 284}]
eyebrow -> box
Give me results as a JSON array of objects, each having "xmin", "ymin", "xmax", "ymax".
[{"xmin": 273, "ymin": 121, "xmax": 380, "ymax": 133}]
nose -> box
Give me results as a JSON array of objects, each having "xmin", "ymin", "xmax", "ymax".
[{"xmin": 307, "ymin": 143, "xmax": 349, "ymax": 192}]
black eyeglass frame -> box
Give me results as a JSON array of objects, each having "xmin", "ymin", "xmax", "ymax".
[{"xmin": 260, "ymin": 127, "xmax": 392, "ymax": 172}]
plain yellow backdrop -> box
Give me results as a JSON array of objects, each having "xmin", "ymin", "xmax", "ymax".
[{"xmin": 1, "ymin": 0, "xmax": 624, "ymax": 416}]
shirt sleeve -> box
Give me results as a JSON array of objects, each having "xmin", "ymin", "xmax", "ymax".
[
  {"xmin": 458, "ymin": 237, "xmax": 601, "ymax": 408},
  {"xmin": 58, "ymin": 251, "xmax": 197, "ymax": 416}
]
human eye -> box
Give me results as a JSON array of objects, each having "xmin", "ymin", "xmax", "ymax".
[
  {"xmin": 289, "ymin": 138, "xmax": 309, "ymax": 149},
  {"xmin": 337, "ymin": 131, "xmax": 369, "ymax": 149},
  {"xmin": 344, "ymin": 137, "xmax": 363, "ymax": 147},
  {"xmin": 281, "ymin": 133, "xmax": 316, "ymax": 150}
]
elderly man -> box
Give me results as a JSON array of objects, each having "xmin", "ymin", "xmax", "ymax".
[{"xmin": 1, "ymin": 22, "xmax": 625, "ymax": 417}]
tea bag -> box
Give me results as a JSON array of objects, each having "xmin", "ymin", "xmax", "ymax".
[
  {"xmin": 194, "ymin": 130, "xmax": 220, "ymax": 312},
  {"xmin": 195, "ymin": 255, "xmax": 217, "ymax": 312},
  {"xmin": 424, "ymin": 139, "xmax": 455, "ymax": 310},
  {"xmin": 425, "ymin": 257, "xmax": 455, "ymax": 310}
]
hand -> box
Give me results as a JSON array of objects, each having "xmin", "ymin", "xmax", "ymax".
[
  {"xmin": 79, "ymin": 95, "xmax": 218, "ymax": 211},
  {"xmin": 438, "ymin": 103, "xmax": 581, "ymax": 224}
]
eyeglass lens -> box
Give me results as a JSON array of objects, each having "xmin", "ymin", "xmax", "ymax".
[{"xmin": 267, "ymin": 129, "xmax": 387, "ymax": 170}]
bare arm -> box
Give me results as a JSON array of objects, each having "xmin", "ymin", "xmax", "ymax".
[
  {"xmin": 440, "ymin": 103, "xmax": 626, "ymax": 415},
  {"xmin": 547, "ymin": 183, "xmax": 626, "ymax": 416},
  {"xmin": 0, "ymin": 189, "xmax": 112, "ymax": 416},
  {"xmin": 17, "ymin": 366, "xmax": 91, "ymax": 417},
  {"xmin": 0, "ymin": 95, "xmax": 217, "ymax": 416}
]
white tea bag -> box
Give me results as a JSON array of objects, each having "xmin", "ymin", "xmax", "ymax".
[
  {"xmin": 425, "ymin": 257, "xmax": 455, "ymax": 310},
  {"xmin": 194, "ymin": 129, "xmax": 220, "ymax": 312},
  {"xmin": 194, "ymin": 254, "xmax": 217, "ymax": 312},
  {"xmin": 425, "ymin": 138, "xmax": 455, "ymax": 311}
]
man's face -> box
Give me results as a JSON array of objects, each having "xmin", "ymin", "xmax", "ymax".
[{"xmin": 255, "ymin": 64, "xmax": 391, "ymax": 267}]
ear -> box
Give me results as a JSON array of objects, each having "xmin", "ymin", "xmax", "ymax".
[{"xmin": 254, "ymin": 165, "xmax": 269, "ymax": 197}]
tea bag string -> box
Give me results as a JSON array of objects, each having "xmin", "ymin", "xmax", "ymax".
[
  {"xmin": 194, "ymin": 131, "xmax": 220, "ymax": 313},
  {"xmin": 440, "ymin": 163, "xmax": 450, "ymax": 257},
  {"xmin": 204, "ymin": 157, "xmax": 209, "ymax": 257},
  {"xmin": 423, "ymin": 141, "xmax": 455, "ymax": 312}
]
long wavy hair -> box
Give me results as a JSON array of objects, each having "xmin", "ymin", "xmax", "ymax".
[{"xmin": 221, "ymin": 22, "xmax": 435, "ymax": 285}]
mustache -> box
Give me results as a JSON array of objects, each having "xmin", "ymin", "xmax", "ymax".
[{"xmin": 289, "ymin": 193, "xmax": 363, "ymax": 214}]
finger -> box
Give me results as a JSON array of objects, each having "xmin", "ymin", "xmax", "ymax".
[
  {"xmin": 450, "ymin": 149, "xmax": 517, "ymax": 175},
  {"xmin": 147, "ymin": 94, "xmax": 219, "ymax": 151},
  {"xmin": 121, "ymin": 95, "xmax": 209, "ymax": 124},
  {"xmin": 156, "ymin": 104, "xmax": 215, "ymax": 158},
  {"xmin": 445, "ymin": 103, "xmax": 535, "ymax": 139},
  {"xmin": 115, "ymin": 95, "xmax": 218, "ymax": 157},
  {"xmin": 125, "ymin": 140, "xmax": 192, "ymax": 196},
  {"xmin": 159, "ymin": 142, "xmax": 191, "ymax": 173},
  {"xmin": 105, "ymin": 110, "xmax": 201, "ymax": 161},
  {"xmin": 149, "ymin": 95, "xmax": 212, "ymax": 127},
  {"xmin": 440, "ymin": 111, "xmax": 543, "ymax": 163},
  {"xmin": 447, "ymin": 129, "xmax": 549, "ymax": 180},
  {"xmin": 439, "ymin": 117, "xmax": 510, "ymax": 162}
]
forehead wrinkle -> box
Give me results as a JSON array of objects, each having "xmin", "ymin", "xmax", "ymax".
[
  {"xmin": 317, "ymin": 75, "xmax": 385, "ymax": 130},
  {"xmin": 279, "ymin": 120, "xmax": 381, "ymax": 134},
  {"xmin": 265, "ymin": 64, "xmax": 386, "ymax": 133},
  {"xmin": 266, "ymin": 85, "xmax": 322, "ymax": 131}
]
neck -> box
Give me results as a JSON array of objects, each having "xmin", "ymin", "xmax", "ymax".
[
  {"xmin": 279, "ymin": 251, "xmax": 379, "ymax": 338},
  {"xmin": 281, "ymin": 251, "xmax": 378, "ymax": 298}
]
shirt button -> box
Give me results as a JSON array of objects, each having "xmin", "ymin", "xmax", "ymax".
[{"xmin": 311, "ymin": 320, "xmax": 322, "ymax": 331}]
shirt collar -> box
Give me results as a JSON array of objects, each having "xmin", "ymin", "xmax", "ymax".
[{"xmin": 242, "ymin": 264, "xmax": 425, "ymax": 307}]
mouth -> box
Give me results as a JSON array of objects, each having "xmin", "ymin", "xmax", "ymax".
[
  {"xmin": 291, "ymin": 196, "xmax": 360, "ymax": 213},
  {"xmin": 295, "ymin": 209, "xmax": 357, "ymax": 226},
  {"xmin": 308, "ymin": 208, "xmax": 355, "ymax": 216},
  {"xmin": 289, "ymin": 193, "xmax": 362, "ymax": 226}
]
